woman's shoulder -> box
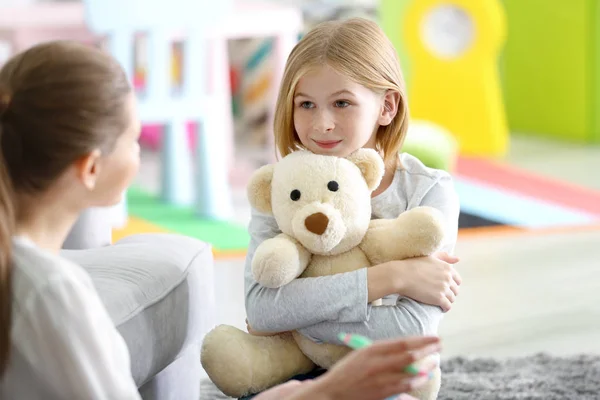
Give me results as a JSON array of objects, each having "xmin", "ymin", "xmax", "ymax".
[{"xmin": 12, "ymin": 238, "xmax": 94, "ymax": 313}]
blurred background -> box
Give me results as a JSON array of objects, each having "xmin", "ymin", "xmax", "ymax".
[{"xmin": 1, "ymin": 0, "xmax": 598, "ymax": 396}]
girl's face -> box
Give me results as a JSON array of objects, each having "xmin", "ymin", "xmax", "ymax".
[{"xmin": 293, "ymin": 64, "xmax": 396, "ymax": 158}]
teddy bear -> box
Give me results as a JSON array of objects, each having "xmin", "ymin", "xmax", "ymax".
[{"xmin": 201, "ymin": 149, "xmax": 446, "ymax": 399}]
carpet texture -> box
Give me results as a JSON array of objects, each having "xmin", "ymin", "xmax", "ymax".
[
  {"xmin": 439, "ymin": 353, "xmax": 600, "ymax": 400},
  {"xmin": 200, "ymin": 353, "xmax": 600, "ymax": 399}
]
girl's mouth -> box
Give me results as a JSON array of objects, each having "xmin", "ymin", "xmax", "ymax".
[{"xmin": 313, "ymin": 139, "xmax": 342, "ymax": 149}]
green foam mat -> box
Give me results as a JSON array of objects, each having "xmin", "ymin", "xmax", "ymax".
[{"xmin": 127, "ymin": 187, "xmax": 250, "ymax": 252}]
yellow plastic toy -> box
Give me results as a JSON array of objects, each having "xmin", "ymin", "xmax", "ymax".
[{"xmin": 401, "ymin": 0, "xmax": 509, "ymax": 157}]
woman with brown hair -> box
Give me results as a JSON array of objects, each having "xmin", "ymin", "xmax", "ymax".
[{"xmin": 0, "ymin": 41, "xmax": 142, "ymax": 399}]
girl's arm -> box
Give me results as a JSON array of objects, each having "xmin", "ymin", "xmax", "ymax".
[
  {"xmin": 245, "ymin": 209, "xmax": 379, "ymax": 333},
  {"xmin": 298, "ymin": 299, "xmax": 441, "ymax": 344},
  {"xmin": 297, "ymin": 174, "xmax": 461, "ymax": 342}
]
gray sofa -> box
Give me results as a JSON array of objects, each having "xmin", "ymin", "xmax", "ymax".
[{"xmin": 60, "ymin": 208, "xmax": 216, "ymax": 400}]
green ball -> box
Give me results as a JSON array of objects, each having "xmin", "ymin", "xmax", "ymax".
[{"xmin": 402, "ymin": 120, "xmax": 458, "ymax": 172}]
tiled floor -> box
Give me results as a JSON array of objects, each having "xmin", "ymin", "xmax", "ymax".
[
  {"xmin": 439, "ymin": 228, "xmax": 600, "ymax": 359},
  {"xmin": 506, "ymin": 134, "xmax": 600, "ymax": 191},
  {"xmin": 137, "ymin": 133, "xmax": 600, "ymax": 361},
  {"xmin": 439, "ymin": 134, "xmax": 600, "ymax": 359}
]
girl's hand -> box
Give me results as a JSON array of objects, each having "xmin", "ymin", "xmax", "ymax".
[
  {"xmin": 288, "ymin": 335, "xmax": 441, "ymax": 400},
  {"xmin": 392, "ymin": 252, "xmax": 461, "ymax": 312},
  {"xmin": 246, "ymin": 318, "xmax": 284, "ymax": 337}
]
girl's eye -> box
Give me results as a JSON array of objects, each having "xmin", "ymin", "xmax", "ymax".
[
  {"xmin": 335, "ymin": 100, "xmax": 350, "ymax": 108},
  {"xmin": 300, "ymin": 101, "xmax": 314, "ymax": 109}
]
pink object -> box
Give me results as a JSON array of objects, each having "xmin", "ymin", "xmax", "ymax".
[
  {"xmin": 133, "ymin": 75, "xmax": 145, "ymax": 91},
  {"xmin": 139, "ymin": 122, "xmax": 197, "ymax": 151},
  {"xmin": 0, "ymin": 3, "xmax": 97, "ymax": 62}
]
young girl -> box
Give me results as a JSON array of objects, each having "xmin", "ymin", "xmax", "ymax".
[
  {"xmin": 244, "ymin": 17, "xmax": 461, "ymax": 396},
  {"xmin": 0, "ymin": 41, "xmax": 142, "ymax": 399}
]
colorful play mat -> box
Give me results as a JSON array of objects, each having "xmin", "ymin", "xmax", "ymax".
[
  {"xmin": 113, "ymin": 157, "xmax": 600, "ymax": 258},
  {"xmin": 455, "ymin": 157, "xmax": 600, "ymax": 235},
  {"xmin": 112, "ymin": 187, "xmax": 250, "ymax": 259}
]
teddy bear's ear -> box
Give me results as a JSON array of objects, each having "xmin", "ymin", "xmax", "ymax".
[
  {"xmin": 247, "ymin": 164, "xmax": 275, "ymax": 214},
  {"xmin": 347, "ymin": 149, "xmax": 385, "ymax": 191}
]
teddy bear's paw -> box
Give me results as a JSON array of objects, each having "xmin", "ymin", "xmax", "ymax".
[
  {"xmin": 201, "ymin": 325, "xmax": 315, "ymax": 397},
  {"xmin": 252, "ymin": 237, "xmax": 303, "ymax": 288},
  {"xmin": 403, "ymin": 206, "xmax": 445, "ymax": 230},
  {"xmin": 398, "ymin": 206, "xmax": 446, "ymax": 251}
]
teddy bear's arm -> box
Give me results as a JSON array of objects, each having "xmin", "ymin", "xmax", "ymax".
[
  {"xmin": 360, "ymin": 206, "xmax": 446, "ymax": 266},
  {"xmin": 251, "ymin": 233, "xmax": 312, "ymax": 288}
]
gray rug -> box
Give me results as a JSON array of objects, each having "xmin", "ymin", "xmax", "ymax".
[
  {"xmin": 201, "ymin": 353, "xmax": 600, "ymax": 399},
  {"xmin": 439, "ymin": 353, "xmax": 600, "ymax": 400}
]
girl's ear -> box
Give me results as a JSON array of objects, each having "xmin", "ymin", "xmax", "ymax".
[
  {"xmin": 378, "ymin": 90, "xmax": 400, "ymax": 127},
  {"xmin": 75, "ymin": 149, "xmax": 102, "ymax": 191}
]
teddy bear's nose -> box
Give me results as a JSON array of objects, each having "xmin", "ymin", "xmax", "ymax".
[{"xmin": 305, "ymin": 212, "xmax": 329, "ymax": 235}]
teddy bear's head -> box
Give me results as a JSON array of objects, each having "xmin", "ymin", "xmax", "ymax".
[{"xmin": 248, "ymin": 149, "xmax": 385, "ymax": 255}]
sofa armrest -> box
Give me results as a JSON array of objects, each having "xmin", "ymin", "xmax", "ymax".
[
  {"xmin": 63, "ymin": 207, "xmax": 113, "ymax": 250},
  {"xmin": 61, "ymin": 233, "xmax": 217, "ymax": 388}
]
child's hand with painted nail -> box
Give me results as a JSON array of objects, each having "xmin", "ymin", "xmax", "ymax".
[{"xmin": 285, "ymin": 335, "xmax": 441, "ymax": 400}]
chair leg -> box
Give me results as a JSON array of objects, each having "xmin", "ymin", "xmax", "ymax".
[
  {"xmin": 161, "ymin": 119, "xmax": 194, "ymax": 206},
  {"xmin": 194, "ymin": 113, "xmax": 233, "ymax": 220}
]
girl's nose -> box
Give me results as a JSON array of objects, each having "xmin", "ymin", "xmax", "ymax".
[{"xmin": 314, "ymin": 110, "xmax": 335, "ymax": 133}]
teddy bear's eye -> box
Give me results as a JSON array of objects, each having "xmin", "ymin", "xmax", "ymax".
[
  {"xmin": 290, "ymin": 189, "xmax": 301, "ymax": 201},
  {"xmin": 327, "ymin": 181, "xmax": 339, "ymax": 192}
]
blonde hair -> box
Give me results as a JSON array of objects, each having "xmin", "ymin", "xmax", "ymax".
[{"xmin": 273, "ymin": 18, "xmax": 409, "ymax": 166}]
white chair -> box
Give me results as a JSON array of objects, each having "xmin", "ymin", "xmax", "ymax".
[{"xmin": 83, "ymin": 0, "xmax": 234, "ymax": 220}]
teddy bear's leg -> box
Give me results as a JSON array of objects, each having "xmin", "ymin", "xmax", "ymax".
[
  {"xmin": 406, "ymin": 366, "xmax": 441, "ymax": 400},
  {"xmin": 201, "ymin": 325, "xmax": 315, "ymax": 398}
]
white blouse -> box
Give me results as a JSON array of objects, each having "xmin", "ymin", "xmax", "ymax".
[{"xmin": 0, "ymin": 236, "xmax": 141, "ymax": 400}]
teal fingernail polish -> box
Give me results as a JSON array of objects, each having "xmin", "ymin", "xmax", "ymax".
[
  {"xmin": 338, "ymin": 333, "xmax": 373, "ymax": 349},
  {"xmin": 405, "ymin": 364, "xmax": 420, "ymax": 375}
]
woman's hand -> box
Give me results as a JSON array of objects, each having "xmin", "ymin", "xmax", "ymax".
[
  {"xmin": 253, "ymin": 380, "xmax": 307, "ymax": 400},
  {"xmin": 391, "ymin": 252, "xmax": 461, "ymax": 312},
  {"xmin": 285, "ymin": 335, "xmax": 441, "ymax": 400}
]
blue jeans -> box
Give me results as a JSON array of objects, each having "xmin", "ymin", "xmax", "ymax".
[{"xmin": 238, "ymin": 368, "xmax": 327, "ymax": 400}]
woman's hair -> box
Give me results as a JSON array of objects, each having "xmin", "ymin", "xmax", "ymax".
[
  {"xmin": 274, "ymin": 17, "xmax": 409, "ymax": 166},
  {"xmin": 0, "ymin": 40, "xmax": 132, "ymax": 374}
]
